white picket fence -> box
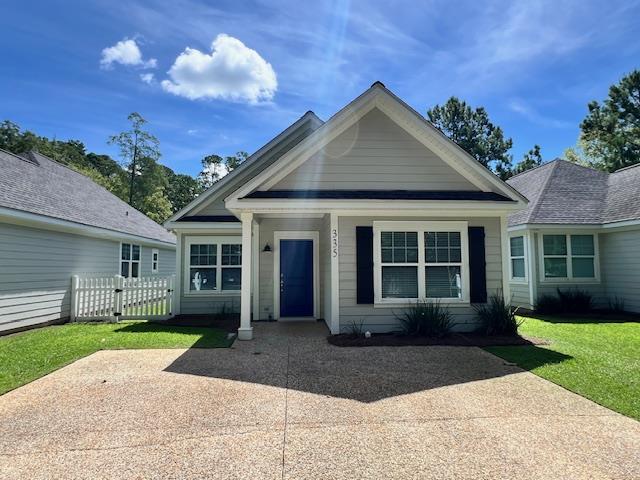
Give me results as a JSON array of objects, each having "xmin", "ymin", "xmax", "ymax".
[{"xmin": 71, "ymin": 275, "xmax": 176, "ymax": 322}]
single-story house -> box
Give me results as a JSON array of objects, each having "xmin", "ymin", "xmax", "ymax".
[
  {"xmin": 165, "ymin": 82, "xmax": 529, "ymax": 339},
  {"xmin": 0, "ymin": 149, "xmax": 176, "ymax": 333},
  {"xmin": 506, "ymin": 159, "xmax": 640, "ymax": 312}
]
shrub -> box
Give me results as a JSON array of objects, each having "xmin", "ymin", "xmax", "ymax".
[
  {"xmin": 556, "ymin": 288, "xmax": 593, "ymax": 314},
  {"xmin": 475, "ymin": 292, "xmax": 522, "ymax": 335},
  {"xmin": 396, "ymin": 300, "xmax": 453, "ymax": 338},
  {"xmin": 608, "ymin": 296, "xmax": 626, "ymax": 313},
  {"xmin": 346, "ymin": 319, "xmax": 365, "ymax": 337},
  {"xmin": 535, "ymin": 294, "xmax": 563, "ymax": 314}
]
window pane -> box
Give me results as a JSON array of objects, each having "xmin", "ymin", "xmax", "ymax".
[
  {"xmin": 436, "ymin": 232, "xmax": 449, "ymax": 247},
  {"xmin": 449, "ymin": 232, "xmax": 461, "ymax": 247},
  {"xmin": 512, "ymin": 258, "xmax": 525, "ymax": 278},
  {"xmin": 121, "ymin": 244, "xmax": 131, "ymax": 260},
  {"xmin": 436, "ymin": 248, "xmax": 449, "ymax": 263},
  {"xmin": 381, "ymin": 248, "xmax": 393, "ymax": 262},
  {"xmin": 222, "ymin": 268, "xmax": 241, "ymax": 290},
  {"xmin": 381, "ymin": 232, "xmax": 392, "ymax": 247},
  {"xmin": 544, "ymin": 258, "xmax": 567, "ymax": 278},
  {"xmin": 510, "ymin": 236, "xmax": 524, "ymax": 257},
  {"xmin": 426, "ymin": 266, "xmax": 461, "ymax": 298},
  {"xmin": 572, "ymin": 257, "xmax": 595, "ymax": 278},
  {"xmin": 393, "ymin": 247, "xmax": 406, "ymax": 263},
  {"xmin": 571, "ymin": 235, "xmax": 594, "ymax": 256},
  {"xmin": 450, "ymin": 248, "xmax": 461, "ymax": 262},
  {"xmin": 393, "ymin": 232, "xmax": 406, "ymax": 246},
  {"xmin": 120, "ymin": 261, "xmax": 129, "ymax": 277},
  {"xmin": 425, "ymin": 232, "xmax": 436, "ymax": 247},
  {"xmin": 406, "ymin": 247, "xmax": 418, "ymax": 263},
  {"xmin": 425, "ymin": 248, "xmax": 436, "ymax": 262},
  {"xmin": 132, "ymin": 245, "xmax": 140, "ymax": 261},
  {"xmin": 543, "ymin": 235, "xmax": 567, "ymax": 255},
  {"xmin": 425, "ymin": 231, "xmax": 462, "ymax": 264},
  {"xmin": 406, "ymin": 232, "xmax": 418, "ymax": 247},
  {"xmin": 131, "ymin": 262, "xmax": 139, "ymax": 278},
  {"xmin": 222, "ymin": 244, "xmax": 242, "ymax": 266},
  {"xmin": 191, "ymin": 244, "xmax": 216, "ymax": 267},
  {"xmin": 152, "ymin": 252, "xmax": 158, "ymax": 261},
  {"xmin": 190, "ymin": 245, "xmax": 199, "ymax": 255},
  {"xmin": 382, "ymin": 266, "xmax": 418, "ymax": 298},
  {"xmin": 189, "ymin": 268, "xmax": 216, "ymax": 291}
]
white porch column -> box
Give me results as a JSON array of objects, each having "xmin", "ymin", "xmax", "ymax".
[
  {"xmin": 174, "ymin": 232, "xmax": 182, "ymax": 316},
  {"xmin": 329, "ymin": 213, "xmax": 340, "ymax": 334},
  {"xmin": 500, "ymin": 215, "xmax": 511, "ymax": 303},
  {"xmin": 238, "ymin": 212, "xmax": 254, "ymax": 340}
]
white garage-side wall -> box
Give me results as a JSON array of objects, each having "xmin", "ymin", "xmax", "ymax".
[
  {"xmin": 337, "ymin": 216, "xmax": 504, "ymax": 333},
  {"xmin": 600, "ymin": 228, "xmax": 640, "ymax": 313}
]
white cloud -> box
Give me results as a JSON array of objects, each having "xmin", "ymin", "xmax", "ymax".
[
  {"xmin": 100, "ymin": 38, "xmax": 157, "ymax": 69},
  {"xmin": 508, "ymin": 99, "xmax": 572, "ymax": 129},
  {"xmin": 161, "ymin": 34, "xmax": 277, "ymax": 104},
  {"xmin": 140, "ymin": 73, "xmax": 155, "ymax": 84}
]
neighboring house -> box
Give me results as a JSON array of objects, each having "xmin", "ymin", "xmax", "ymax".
[
  {"xmin": 506, "ymin": 159, "xmax": 640, "ymax": 312},
  {"xmin": 0, "ymin": 149, "xmax": 176, "ymax": 333},
  {"xmin": 165, "ymin": 82, "xmax": 528, "ymax": 339}
]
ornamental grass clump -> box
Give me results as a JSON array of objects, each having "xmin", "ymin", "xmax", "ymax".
[
  {"xmin": 475, "ymin": 292, "xmax": 522, "ymax": 335},
  {"xmin": 396, "ymin": 300, "xmax": 453, "ymax": 338}
]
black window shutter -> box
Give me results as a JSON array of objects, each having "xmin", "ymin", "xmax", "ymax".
[
  {"xmin": 468, "ymin": 226, "xmax": 487, "ymax": 303},
  {"xmin": 356, "ymin": 226, "xmax": 374, "ymax": 304}
]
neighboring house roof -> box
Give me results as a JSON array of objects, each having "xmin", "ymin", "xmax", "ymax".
[
  {"xmin": 0, "ymin": 149, "xmax": 176, "ymax": 244},
  {"xmin": 506, "ymin": 159, "xmax": 640, "ymax": 227},
  {"xmin": 245, "ymin": 190, "xmax": 513, "ymax": 201}
]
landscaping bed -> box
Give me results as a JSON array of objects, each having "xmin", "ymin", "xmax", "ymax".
[{"xmin": 328, "ymin": 332, "xmax": 547, "ymax": 347}]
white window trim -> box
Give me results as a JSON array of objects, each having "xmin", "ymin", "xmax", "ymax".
[
  {"xmin": 120, "ymin": 242, "xmax": 141, "ymax": 278},
  {"xmin": 151, "ymin": 248, "xmax": 159, "ymax": 274},
  {"xmin": 509, "ymin": 233, "xmax": 528, "ymax": 284},
  {"xmin": 273, "ymin": 231, "xmax": 320, "ymax": 320},
  {"xmin": 184, "ymin": 235, "xmax": 242, "ymax": 296},
  {"xmin": 538, "ymin": 232, "xmax": 600, "ymax": 283},
  {"xmin": 373, "ymin": 221, "xmax": 470, "ymax": 306}
]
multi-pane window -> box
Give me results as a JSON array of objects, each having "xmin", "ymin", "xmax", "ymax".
[
  {"xmin": 542, "ymin": 234, "xmax": 596, "ymax": 280},
  {"xmin": 376, "ymin": 222, "xmax": 468, "ymax": 303},
  {"xmin": 120, "ymin": 243, "xmax": 140, "ymax": 278},
  {"xmin": 510, "ymin": 236, "xmax": 526, "ymax": 280},
  {"xmin": 425, "ymin": 232, "xmax": 462, "ymax": 298},
  {"xmin": 151, "ymin": 249, "xmax": 159, "ymax": 274},
  {"xmin": 187, "ymin": 238, "xmax": 242, "ymax": 292}
]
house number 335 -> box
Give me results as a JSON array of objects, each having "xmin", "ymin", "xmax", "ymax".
[{"xmin": 331, "ymin": 229, "xmax": 338, "ymax": 258}]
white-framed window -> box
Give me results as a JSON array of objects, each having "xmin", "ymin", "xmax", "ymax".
[
  {"xmin": 509, "ymin": 235, "xmax": 527, "ymax": 281},
  {"xmin": 120, "ymin": 243, "xmax": 140, "ymax": 278},
  {"xmin": 185, "ymin": 236, "xmax": 242, "ymax": 294},
  {"xmin": 151, "ymin": 248, "xmax": 159, "ymax": 274},
  {"xmin": 540, "ymin": 234, "xmax": 598, "ymax": 281},
  {"xmin": 373, "ymin": 221, "xmax": 469, "ymax": 304}
]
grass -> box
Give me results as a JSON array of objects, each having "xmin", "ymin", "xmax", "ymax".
[
  {"xmin": 0, "ymin": 321, "xmax": 233, "ymax": 395},
  {"xmin": 485, "ymin": 314, "xmax": 640, "ymax": 421}
]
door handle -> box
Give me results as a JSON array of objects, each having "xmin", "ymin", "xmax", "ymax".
[{"xmin": 280, "ymin": 274, "xmax": 284, "ymax": 293}]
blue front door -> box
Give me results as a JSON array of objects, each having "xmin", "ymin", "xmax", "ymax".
[{"xmin": 280, "ymin": 239, "xmax": 314, "ymax": 317}]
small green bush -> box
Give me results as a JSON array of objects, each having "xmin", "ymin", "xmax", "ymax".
[
  {"xmin": 396, "ymin": 300, "xmax": 453, "ymax": 338},
  {"xmin": 475, "ymin": 292, "xmax": 522, "ymax": 335},
  {"xmin": 535, "ymin": 294, "xmax": 563, "ymax": 314},
  {"xmin": 556, "ymin": 288, "xmax": 593, "ymax": 313},
  {"xmin": 608, "ymin": 296, "xmax": 626, "ymax": 313},
  {"xmin": 346, "ymin": 319, "xmax": 365, "ymax": 336}
]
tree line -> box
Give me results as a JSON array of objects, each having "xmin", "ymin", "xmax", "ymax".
[{"xmin": 1, "ymin": 69, "xmax": 637, "ymax": 223}]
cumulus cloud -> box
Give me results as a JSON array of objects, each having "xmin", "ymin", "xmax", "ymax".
[
  {"xmin": 140, "ymin": 73, "xmax": 155, "ymax": 84},
  {"xmin": 100, "ymin": 38, "xmax": 157, "ymax": 69},
  {"xmin": 161, "ymin": 34, "xmax": 277, "ymax": 104}
]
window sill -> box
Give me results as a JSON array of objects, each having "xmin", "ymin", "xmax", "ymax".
[
  {"xmin": 184, "ymin": 290, "xmax": 242, "ymax": 297},
  {"xmin": 510, "ymin": 278, "xmax": 529, "ymax": 284},
  {"xmin": 373, "ymin": 299, "xmax": 469, "ymax": 308},
  {"xmin": 540, "ymin": 278, "xmax": 600, "ymax": 284}
]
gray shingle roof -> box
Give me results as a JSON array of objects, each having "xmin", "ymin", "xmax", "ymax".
[
  {"xmin": 0, "ymin": 149, "xmax": 175, "ymax": 244},
  {"xmin": 507, "ymin": 159, "xmax": 640, "ymax": 227}
]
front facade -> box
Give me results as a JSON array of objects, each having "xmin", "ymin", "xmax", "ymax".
[
  {"xmin": 0, "ymin": 150, "xmax": 176, "ymax": 332},
  {"xmin": 506, "ymin": 160, "xmax": 640, "ymax": 312},
  {"xmin": 166, "ymin": 83, "xmax": 527, "ymax": 339}
]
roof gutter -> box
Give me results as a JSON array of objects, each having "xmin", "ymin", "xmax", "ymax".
[{"xmin": 0, "ymin": 206, "xmax": 176, "ymax": 248}]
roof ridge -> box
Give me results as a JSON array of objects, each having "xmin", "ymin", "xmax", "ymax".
[
  {"xmin": 0, "ymin": 147, "xmax": 40, "ymax": 165},
  {"xmin": 506, "ymin": 158, "xmax": 558, "ymax": 181},
  {"xmin": 612, "ymin": 162, "xmax": 640, "ymax": 174},
  {"xmin": 524, "ymin": 160, "xmax": 559, "ymax": 224}
]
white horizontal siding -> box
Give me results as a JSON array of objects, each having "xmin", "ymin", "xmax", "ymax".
[
  {"xmin": 271, "ymin": 108, "xmax": 478, "ymax": 191},
  {"xmin": 510, "ymin": 283, "xmax": 532, "ymax": 310},
  {"xmin": 600, "ymin": 229, "xmax": 640, "ymax": 313},
  {"xmin": 337, "ymin": 216, "xmax": 503, "ymax": 333}
]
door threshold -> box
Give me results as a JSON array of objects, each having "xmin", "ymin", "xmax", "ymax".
[{"xmin": 277, "ymin": 317, "xmax": 317, "ymax": 322}]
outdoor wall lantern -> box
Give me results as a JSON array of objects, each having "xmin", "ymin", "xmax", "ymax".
[{"xmin": 262, "ymin": 243, "xmax": 272, "ymax": 253}]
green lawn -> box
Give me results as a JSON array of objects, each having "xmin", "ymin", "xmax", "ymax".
[
  {"xmin": 486, "ymin": 314, "xmax": 640, "ymax": 421},
  {"xmin": 0, "ymin": 322, "xmax": 233, "ymax": 395}
]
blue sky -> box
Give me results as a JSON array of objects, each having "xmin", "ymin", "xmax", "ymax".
[{"xmin": 1, "ymin": 0, "xmax": 639, "ymax": 177}]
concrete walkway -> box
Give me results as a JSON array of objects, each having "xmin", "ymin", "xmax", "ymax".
[{"xmin": 1, "ymin": 322, "xmax": 638, "ymax": 479}]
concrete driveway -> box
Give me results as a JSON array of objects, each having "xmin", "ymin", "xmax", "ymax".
[{"xmin": 1, "ymin": 322, "xmax": 638, "ymax": 480}]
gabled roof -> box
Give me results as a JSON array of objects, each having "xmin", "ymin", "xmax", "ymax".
[
  {"xmin": 0, "ymin": 149, "xmax": 175, "ymax": 244},
  {"xmin": 506, "ymin": 159, "xmax": 640, "ymax": 226},
  {"xmin": 227, "ymin": 82, "xmax": 528, "ymax": 207},
  {"xmin": 166, "ymin": 111, "xmax": 324, "ymax": 224}
]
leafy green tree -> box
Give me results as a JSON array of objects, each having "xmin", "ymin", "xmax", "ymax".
[
  {"xmin": 108, "ymin": 112, "xmax": 161, "ymax": 204},
  {"xmin": 198, "ymin": 154, "xmax": 224, "ymax": 189},
  {"xmin": 163, "ymin": 167, "xmax": 204, "ymax": 213},
  {"xmin": 140, "ymin": 187, "xmax": 174, "ymax": 224},
  {"xmin": 225, "ymin": 151, "xmax": 248, "ymax": 171},
  {"xmin": 579, "ymin": 70, "xmax": 640, "ymax": 172},
  {"xmin": 503, "ymin": 145, "xmax": 543, "ymax": 179},
  {"xmin": 427, "ymin": 97, "xmax": 513, "ymax": 176}
]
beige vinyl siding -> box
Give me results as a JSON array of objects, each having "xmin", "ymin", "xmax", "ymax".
[
  {"xmin": 0, "ymin": 222, "xmax": 118, "ymax": 331},
  {"xmin": 600, "ymin": 228, "xmax": 640, "ymax": 313},
  {"xmin": 271, "ymin": 108, "xmax": 478, "ymax": 192},
  {"xmin": 510, "ymin": 283, "xmax": 532, "ymax": 309},
  {"xmin": 140, "ymin": 246, "xmax": 175, "ymax": 276},
  {"xmin": 256, "ymin": 217, "xmax": 327, "ymax": 320},
  {"xmin": 337, "ymin": 216, "xmax": 503, "ymax": 333},
  {"xmin": 179, "ymin": 233, "xmax": 241, "ymax": 315}
]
